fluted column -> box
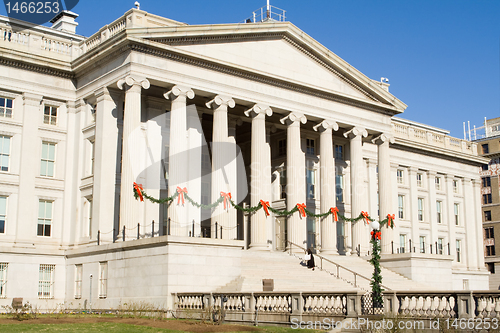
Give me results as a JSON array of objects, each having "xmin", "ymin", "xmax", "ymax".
[
  {"xmin": 227, "ymin": 116, "xmax": 243, "ymax": 240},
  {"xmin": 207, "ymin": 95, "xmax": 235, "ymax": 239},
  {"xmin": 427, "ymin": 171, "xmax": 438, "ymax": 251},
  {"xmin": 463, "ymin": 178, "xmax": 478, "ymax": 269},
  {"xmin": 280, "ymin": 112, "xmax": 307, "ymax": 250},
  {"xmin": 117, "ymin": 76, "xmax": 150, "ymax": 236},
  {"xmin": 408, "ymin": 166, "xmax": 419, "ymax": 253},
  {"xmin": 344, "ymin": 127, "xmax": 368, "ymax": 255},
  {"xmin": 445, "ymin": 174, "xmax": 456, "ymax": 258},
  {"xmin": 93, "ymin": 87, "xmax": 118, "ymax": 242},
  {"xmin": 164, "ymin": 85, "xmax": 195, "ymax": 236},
  {"xmin": 245, "ymin": 104, "xmax": 273, "ymax": 249},
  {"xmin": 313, "ymin": 120, "xmax": 338, "ymax": 254},
  {"xmin": 372, "ymin": 133, "xmax": 394, "ymax": 254}
]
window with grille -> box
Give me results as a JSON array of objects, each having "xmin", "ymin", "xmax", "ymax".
[
  {"xmin": 456, "ymin": 240, "xmax": 461, "ymax": 262},
  {"xmin": 485, "ymin": 227, "xmax": 494, "ymax": 239},
  {"xmin": 37, "ymin": 200, "xmax": 52, "ymax": 237},
  {"xmin": 38, "ymin": 264, "xmax": 54, "ymax": 298},
  {"xmin": 485, "ymin": 211, "xmax": 492, "ymax": 222},
  {"xmin": 397, "ymin": 170, "xmax": 404, "ymax": 184},
  {"xmin": 334, "ymin": 145, "xmax": 343, "ymax": 160},
  {"xmin": 436, "ymin": 201, "xmax": 442, "ymax": 223},
  {"xmin": 435, "ymin": 177, "xmax": 441, "ymax": 190},
  {"xmin": 0, "ymin": 135, "xmax": 10, "ymax": 172},
  {"xmin": 0, "ymin": 97, "xmax": 13, "ymax": 118},
  {"xmin": 75, "ymin": 265, "xmax": 82, "ymax": 299},
  {"xmin": 482, "ymin": 177, "xmax": 491, "ymax": 187},
  {"xmin": 0, "ymin": 196, "xmax": 5, "ymax": 234},
  {"xmin": 418, "ymin": 198, "xmax": 424, "ymax": 222},
  {"xmin": 43, "ymin": 106, "xmax": 57, "ymax": 125},
  {"xmin": 99, "ymin": 262, "xmax": 107, "ymax": 298},
  {"xmin": 398, "ymin": 195, "xmax": 404, "ymax": 219},
  {"xmin": 0, "ymin": 263, "xmax": 7, "ymax": 298},
  {"xmin": 416, "ymin": 173, "xmax": 423, "ymax": 187},
  {"xmin": 306, "ymin": 138, "xmax": 315, "ymax": 155},
  {"xmin": 486, "ymin": 245, "xmax": 496, "ymax": 256},
  {"xmin": 454, "ymin": 203, "xmax": 460, "ymax": 226},
  {"xmin": 453, "ymin": 180, "xmax": 459, "ymax": 193},
  {"xmin": 399, "ymin": 234, "xmax": 406, "ymax": 253},
  {"xmin": 438, "ymin": 238, "xmax": 444, "ymax": 255},
  {"xmin": 40, "ymin": 142, "xmax": 56, "ymax": 177},
  {"xmin": 419, "ymin": 236, "xmax": 426, "ymax": 253}
]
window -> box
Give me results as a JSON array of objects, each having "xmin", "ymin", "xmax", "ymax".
[
  {"xmin": 417, "ymin": 198, "xmax": 424, "ymax": 222},
  {"xmin": 486, "ymin": 245, "xmax": 496, "ymax": 256},
  {"xmin": 485, "ymin": 211, "xmax": 492, "ymax": 222},
  {"xmin": 99, "ymin": 262, "xmax": 107, "ymax": 298},
  {"xmin": 487, "ymin": 263, "xmax": 495, "ymax": 273},
  {"xmin": 399, "ymin": 234, "xmax": 406, "ymax": 253},
  {"xmin": 452, "ymin": 180, "xmax": 459, "ymax": 193},
  {"xmin": 398, "ymin": 195, "xmax": 404, "ymax": 219},
  {"xmin": 0, "ymin": 97, "xmax": 13, "ymax": 118},
  {"xmin": 334, "ymin": 145, "xmax": 343, "ymax": 160},
  {"xmin": 416, "ymin": 173, "xmax": 423, "ymax": 187},
  {"xmin": 336, "ymin": 174, "xmax": 343, "ymax": 203},
  {"xmin": 306, "ymin": 217, "xmax": 317, "ymax": 249},
  {"xmin": 0, "ymin": 135, "xmax": 10, "ymax": 172},
  {"xmin": 436, "ymin": 201, "xmax": 442, "ymax": 223},
  {"xmin": 38, "ymin": 264, "xmax": 54, "ymax": 299},
  {"xmin": 280, "ymin": 169, "xmax": 287, "ymax": 199},
  {"xmin": 454, "ymin": 203, "xmax": 460, "ymax": 226},
  {"xmin": 456, "ymin": 240, "xmax": 461, "ymax": 262},
  {"xmin": 397, "ymin": 170, "xmax": 404, "ymax": 184},
  {"xmin": 0, "ymin": 196, "xmax": 5, "ymax": 233},
  {"xmin": 482, "ymin": 144, "xmax": 489, "ymax": 154},
  {"xmin": 484, "ymin": 194, "xmax": 493, "ymax": 204},
  {"xmin": 419, "ymin": 236, "xmax": 426, "ymax": 254},
  {"xmin": 90, "ymin": 104, "xmax": 96, "ymax": 122},
  {"xmin": 88, "ymin": 199, "xmax": 93, "ymax": 237},
  {"xmin": 37, "ymin": 200, "xmax": 52, "ymax": 237},
  {"xmin": 435, "ymin": 177, "xmax": 441, "ymax": 190},
  {"xmin": 43, "ymin": 105, "xmax": 57, "ymax": 125},
  {"xmin": 40, "ymin": 142, "xmax": 56, "ymax": 177},
  {"xmin": 306, "ymin": 169, "xmax": 316, "ymax": 199},
  {"xmin": 485, "ymin": 227, "xmax": 494, "ymax": 239},
  {"xmin": 482, "ymin": 177, "xmax": 491, "ymax": 187},
  {"xmin": 90, "ymin": 140, "xmax": 95, "ymax": 175},
  {"xmin": 0, "ymin": 263, "xmax": 6, "ymax": 298},
  {"xmin": 278, "ymin": 139, "xmax": 286, "ymax": 156},
  {"xmin": 75, "ymin": 265, "xmax": 82, "ymax": 299},
  {"xmin": 482, "ymin": 164, "xmax": 489, "ymax": 171},
  {"xmin": 306, "ymin": 138, "xmax": 315, "ymax": 155},
  {"xmin": 437, "ymin": 238, "xmax": 444, "ymax": 255}
]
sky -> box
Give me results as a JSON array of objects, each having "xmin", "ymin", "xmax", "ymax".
[{"xmin": 1, "ymin": 0, "xmax": 499, "ymax": 139}]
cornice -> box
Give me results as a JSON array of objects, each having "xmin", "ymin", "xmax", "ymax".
[{"xmin": 0, "ymin": 57, "xmax": 74, "ymax": 79}]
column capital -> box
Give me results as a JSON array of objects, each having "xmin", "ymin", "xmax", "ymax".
[
  {"xmin": 65, "ymin": 100, "xmax": 77, "ymax": 113},
  {"xmin": 244, "ymin": 104, "xmax": 272, "ymax": 118},
  {"xmin": 22, "ymin": 92, "xmax": 42, "ymax": 106},
  {"xmin": 280, "ymin": 112, "xmax": 307, "ymax": 126},
  {"xmin": 206, "ymin": 95, "xmax": 235, "ymax": 109},
  {"xmin": 94, "ymin": 86, "xmax": 112, "ymax": 103},
  {"xmin": 408, "ymin": 166, "xmax": 419, "ymax": 174},
  {"xmin": 366, "ymin": 158, "xmax": 377, "ymax": 167},
  {"xmin": 313, "ymin": 119, "xmax": 339, "ymax": 132},
  {"xmin": 390, "ymin": 162, "xmax": 400, "ymax": 169},
  {"xmin": 427, "ymin": 170, "xmax": 437, "ymax": 177},
  {"xmin": 343, "ymin": 127, "xmax": 368, "ymax": 139},
  {"xmin": 164, "ymin": 85, "xmax": 195, "ymax": 100},
  {"xmin": 371, "ymin": 133, "xmax": 395, "ymax": 145},
  {"xmin": 463, "ymin": 177, "xmax": 472, "ymax": 183},
  {"xmin": 117, "ymin": 76, "xmax": 150, "ymax": 91},
  {"xmin": 472, "ymin": 178, "xmax": 481, "ymax": 186}
]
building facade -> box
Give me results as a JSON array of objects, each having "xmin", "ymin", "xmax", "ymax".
[
  {"xmin": 0, "ymin": 8, "xmax": 489, "ymax": 309},
  {"xmin": 474, "ymin": 117, "xmax": 500, "ymax": 289}
]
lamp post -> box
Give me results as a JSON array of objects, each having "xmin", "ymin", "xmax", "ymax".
[
  {"xmin": 369, "ymin": 221, "xmax": 383, "ymax": 309},
  {"xmin": 89, "ymin": 274, "xmax": 93, "ymax": 314}
]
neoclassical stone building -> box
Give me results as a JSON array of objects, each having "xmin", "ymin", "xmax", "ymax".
[{"xmin": 0, "ymin": 7, "xmax": 489, "ymax": 309}]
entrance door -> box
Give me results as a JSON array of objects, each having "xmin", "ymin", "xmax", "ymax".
[
  {"xmin": 307, "ymin": 217, "xmax": 317, "ymax": 250},
  {"xmin": 275, "ymin": 217, "xmax": 286, "ymax": 251}
]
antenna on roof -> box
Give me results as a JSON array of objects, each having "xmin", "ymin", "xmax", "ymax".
[
  {"xmin": 134, "ymin": 1, "xmax": 140, "ymax": 9},
  {"xmin": 244, "ymin": 1, "xmax": 286, "ymax": 23}
]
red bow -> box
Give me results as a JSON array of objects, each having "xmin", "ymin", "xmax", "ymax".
[
  {"xmin": 361, "ymin": 211, "xmax": 370, "ymax": 224},
  {"xmin": 177, "ymin": 187, "xmax": 187, "ymax": 205},
  {"xmin": 296, "ymin": 203, "xmax": 307, "ymax": 218},
  {"xmin": 260, "ymin": 200, "xmax": 270, "ymax": 217},
  {"xmin": 387, "ymin": 214, "xmax": 395, "ymax": 228},
  {"xmin": 133, "ymin": 182, "xmax": 144, "ymax": 202},
  {"xmin": 220, "ymin": 192, "xmax": 232, "ymax": 210},
  {"xmin": 371, "ymin": 230, "xmax": 381, "ymax": 240},
  {"xmin": 330, "ymin": 207, "xmax": 339, "ymax": 222}
]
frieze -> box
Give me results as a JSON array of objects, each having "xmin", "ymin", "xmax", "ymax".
[{"xmin": 0, "ymin": 58, "xmax": 74, "ymax": 79}]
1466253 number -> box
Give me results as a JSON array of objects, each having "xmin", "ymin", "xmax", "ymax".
[{"xmin": 5, "ymin": 2, "xmax": 60, "ymax": 14}]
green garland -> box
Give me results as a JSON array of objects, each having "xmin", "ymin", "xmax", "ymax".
[
  {"xmin": 369, "ymin": 230, "xmax": 384, "ymax": 308},
  {"xmin": 132, "ymin": 183, "xmax": 396, "ymax": 227}
]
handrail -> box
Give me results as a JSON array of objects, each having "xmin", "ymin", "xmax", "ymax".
[{"xmin": 282, "ymin": 237, "xmax": 391, "ymax": 291}]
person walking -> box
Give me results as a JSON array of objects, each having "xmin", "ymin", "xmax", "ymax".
[{"xmin": 306, "ymin": 248, "xmax": 315, "ymax": 271}]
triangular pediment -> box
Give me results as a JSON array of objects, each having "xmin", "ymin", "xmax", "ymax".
[{"xmin": 135, "ymin": 23, "xmax": 406, "ymax": 113}]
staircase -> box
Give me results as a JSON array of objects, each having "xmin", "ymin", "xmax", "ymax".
[{"xmin": 215, "ymin": 250, "xmax": 434, "ymax": 293}]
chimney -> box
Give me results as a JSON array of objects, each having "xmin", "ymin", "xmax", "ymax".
[{"xmin": 50, "ymin": 11, "xmax": 79, "ymax": 34}]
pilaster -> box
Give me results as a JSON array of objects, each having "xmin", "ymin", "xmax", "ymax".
[{"xmin": 463, "ymin": 178, "xmax": 478, "ymax": 270}]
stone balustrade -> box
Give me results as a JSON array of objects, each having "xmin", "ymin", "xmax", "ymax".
[
  {"xmin": 174, "ymin": 291, "xmax": 500, "ymax": 324},
  {"xmin": 392, "ymin": 118, "xmax": 478, "ymax": 155}
]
